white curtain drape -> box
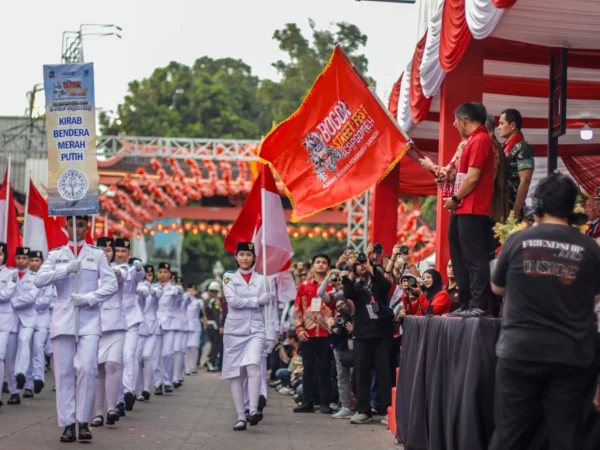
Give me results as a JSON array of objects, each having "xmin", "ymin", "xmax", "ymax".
[
  {"xmin": 397, "ymin": 61, "xmax": 415, "ymax": 133},
  {"xmin": 419, "ymin": 3, "xmax": 445, "ymax": 99},
  {"xmin": 465, "ymin": 0, "xmax": 505, "ymax": 39}
]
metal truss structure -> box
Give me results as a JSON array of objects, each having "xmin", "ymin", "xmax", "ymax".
[{"xmin": 0, "ymin": 130, "xmax": 370, "ymax": 246}]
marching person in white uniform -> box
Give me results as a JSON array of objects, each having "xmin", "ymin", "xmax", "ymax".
[
  {"xmin": 185, "ymin": 284, "xmax": 203, "ymax": 375},
  {"xmin": 6, "ymin": 247, "xmax": 40, "ymax": 404},
  {"xmin": 27, "ymin": 250, "xmax": 53, "ymax": 396},
  {"xmin": 0, "ymin": 242, "xmax": 17, "ymax": 409},
  {"xmin": 113, "ymin": 241, "xmax": 145, "ymax": 412},
  {"xmin": 222, "ymin": 242, "xmax": 279, "ymax": 431},
  {"xmin": 34, "ymin": 216, "xmax": 118, "ymax": 443},
  {"xmin": 155, "ymin": 262, "xmax": 183, "ymax": 394},
  {"xmin": 134, "ymin": 263, "xmax": 150, "ymax": 401},
  {"xmin": 173, "ymin": 275, "xmax": 188, "ymax": 388},
  {"xmin": 90, "ymin": 237, "xmax": 127, "ymax": 428},
  {"xmin": 138, "ymin": 265, "xmax": 163, "ymax": 401}
]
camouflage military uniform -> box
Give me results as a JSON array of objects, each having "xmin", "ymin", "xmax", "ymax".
[{"xmin": 505, "ymin": 139, "xmax": 535, "ymax": 212}]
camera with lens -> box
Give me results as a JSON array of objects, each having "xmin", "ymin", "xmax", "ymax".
[
  {"xmin": 399, "ymin": 245, "xmax": 409, "ymax": 255},
  {"xmin": 356, "ymin": 252, "xmax": 368, "ymax": 264},
  {"xmin": 333, "ymin": 315, "xmax": 349, "ymax": 335},
  {"xmin": 369, "ymin": 243, "xmax": 384, "ymax": 266},
  {"xmin": 330, "ymin": 270, "xmax": 348, "ymax": 282},
  {"xmin": 407, "ymin": 277, "xmax": 418, "ymax": 288}
]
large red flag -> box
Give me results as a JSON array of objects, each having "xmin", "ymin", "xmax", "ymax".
[
  {"xmin": 24, "ymin": 180, "xmax": 69, "ymax": 252},
  {"xmin": 224, "ymin": 166, "xmax": 293, "ymax": 275},
  {"xmin": 259, "ymin": 46, "xmax": 411, "ymax": 221},
  {"xmin": 0, "ymin": 169, "xmax": 22, "ymax": 267}
]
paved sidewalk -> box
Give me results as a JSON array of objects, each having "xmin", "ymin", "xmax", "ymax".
[{"xmin": 0, "ymin": 370, "xmax": 400, "ymax": 450}]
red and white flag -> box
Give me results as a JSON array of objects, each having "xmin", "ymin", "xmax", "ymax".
[
  {"xmin": 224, "ymin": 166, "xmax": 293, "ymax": 276},
  {"xmin": 0, "ymin": 166, "xmax": 22, "ymax": 267},
  {"xmin": 24, "ymin": 180, "xmax": 68, "ymax": 254}
]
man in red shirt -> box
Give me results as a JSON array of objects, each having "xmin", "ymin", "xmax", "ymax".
[
  {"xmin": 444, "ymin": 102, "xmax": 495, "ymax": 317},
  {"xmin": 293, "ymin": 254, "xmax": 334, "ymax": 414}
]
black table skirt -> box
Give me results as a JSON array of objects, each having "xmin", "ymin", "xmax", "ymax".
[{"xmin": 395, "ymin": 316, "xmax": 600, "ymax": 450}]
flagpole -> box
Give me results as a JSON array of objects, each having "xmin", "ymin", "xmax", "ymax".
[
  {"xmin": 260, "ymin": 169, "xmax": 270, "ymax": 335},
  {"xmin": 3, "ymin": 155, "xmax": 11, "ymax": 243},
  {"xmin": 23, "ymin": 171, "xmax": 31, "ymax": 245},
  {"xmin": 73, "ymin": 216, "xmax": 79, "ymax": 344},
  {"xmin": 91, "ymin": 215, "xmax": 96, "ymax": 241}
]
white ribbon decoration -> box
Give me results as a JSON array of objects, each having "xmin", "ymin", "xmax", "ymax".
[
  {"xmin": 419, "ymin": 2, "xmax": 446, "ymax": 98},
  {"xmin": 465, "ymin": 0, "xmax": 505, "ymax": 40},
  {"xmin": 397, "ymin": 60, "xmax": 415, "ymax": 133}
]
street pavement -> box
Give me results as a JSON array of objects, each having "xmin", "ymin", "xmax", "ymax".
[{"xmin": 0, "ymin": 370, "xmax": 400, "ymax": 450}]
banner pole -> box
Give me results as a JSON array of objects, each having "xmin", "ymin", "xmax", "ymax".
[
  {"xmin": 23, "ymin": 171, "xmax": 31, "ymax": 244},
  {"xmin": 261, "ymin": 185, "xmax": 270, "ymax": 335},
  {"xmin": 3, "ymin": 155, "xmax": 11, "ymax": 243},
  {"xmin": 73, "ymin": 216, "xmax": 79, "ymax": 345},
  {"xmin": 91, "ymin": 215, "xmax": 96, "ymax": 241}
]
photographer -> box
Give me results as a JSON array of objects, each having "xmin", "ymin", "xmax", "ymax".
[
  {"xmin": 406, "ymin": 269, "xmax": 451, "ymax": 316},
  {"xmin": 319, "ymin": 270, "xmax": 355, "ymax": 419},
  {"xmin": 342, "ymin": 252, "xmax": 393, "ymax": 425},
  {"xmin": 385, "ymin": 245, "xmax": 421, "ymax": 282}
]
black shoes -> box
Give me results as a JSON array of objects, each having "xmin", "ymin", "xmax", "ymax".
[
  {"xmin": 34, "ymin": 379, "xmax": 44, "ymax": 394},
  {"xmin": 7, "ymin": 394, "xmax": 20, "ymax": 405},
  {"xmin": 465, "ymin": 308, "xmax": 490, "ymax": 318},
  {"xmin": 124, "ymin": 392, "xmax": 135, "ymax": 411},
  {"xmin": 258, "ymin": 394, "xmax": 267, "ymax": 413},
  {"xmin": 444, "ymin": 306, "xmax": 469, "ymax": 317},
  {"xmin": 233, "ymin": 420, "xmax": 247, "ymax": 431},
  {"xmin": 142, "ymin": 390, "xmax": 151, "ymax": 401},
  {"xmin": 247, "ymin": 411, "xmax": 263, "ymax": 426},
  {"xmin": 78, "ymin": 423, "xmax": 92, "ymax": 441},
  {"xmin": 90, "ymin": 415, "xmax": 104, "ymax": 427},
  {"xmin": 117, "ymin": 402, "xmax": 126, "ymax": 417},
  {"xmin": 16, "ymin": 373, "xmax": 26, "ymax": 390},
  {"xmin": 173, "ymin": 381, "xmax": 181, "ymax": 389},
  {"xmin": 155, "ymin": 385, "xmax": 163, "ymax": 396},
  {"xmin": 293, "ymin": 402, "xmax": 315, "ymax": 413},
  {"xmin": 60, "ymin": 424, "xmax": 76, "ymax": 443},
  {"xmin": 164, "ymin": 385, "xmax": 173, "ymax": 393},
  {"xmin": 106, "ymin": 410, "xmax": 120, "ymax": 425},
  {"xmin": 320, "ymin": 404, "xmax": 333, "ymax": 414},
  {"xmin": 23, "ymin": 389, "xmax": 34, "ymax": 398}
]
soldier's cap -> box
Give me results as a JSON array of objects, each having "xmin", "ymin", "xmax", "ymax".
[
  {"xmin": 144, "ymin": 265, "xmax": 154, "ymax": 273},
  {"xmin": 128, "ymin": 257, "xmax": 141, "ymax": 265},
  {"xmin": 187, "ymin": 283, "xmax": 195, "ymax": 289},
  {"xmin": 16, "ymin": 247, "xmax": 30, "ymax": 257},
  {"xmin": 30, "ymin": 250, "xmax": 43, "ymax": 259},
  {"xmin": 158, "ymin": 262, "xmax": 170, "ymax": 270},
  {"xmin": 66, "ymin": 215, "xmax": 90, "ymax": 222},
  {"xmin": 96, "ymin": 237, "xmax": 113, "ymax": 248},
  {"xmin": 114, "ymin": 238, "xmax": 131, "ymax": 249},
  {"xmin": 176, "ymin": 276, "xmax": 183, "ymax": 283},
  {"xmin": 236, "ymin": 242, "xmax": 255, "ymax": 254}
]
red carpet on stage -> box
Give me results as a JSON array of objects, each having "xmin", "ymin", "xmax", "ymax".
[{"xmin": 395, "ymin": 316, "xmax": 600, "ymax": 450}]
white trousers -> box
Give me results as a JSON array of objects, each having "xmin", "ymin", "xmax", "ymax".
[
  {"xmin": 0, "ymin": 330, "xmax": 9, "ymax": 395},
  {"xmin": 134, "ymin": 335, "xmax": 146, "ymax": 394},
  {"xmin": 160, "ymin": 330, "xmax": 175, "ymax": 387},
  {"xmin": 52, "ymin": 334, "xmax": 100, "ymax": 427},
  {"xmin": 5, "ymin": 332, "xmax": 18, "ymax": 394},
  {"xmin": 15, "ymin": 325, "xmax": 35, "ymax": 378},
  {"xmin": 244, "ymin": 355, "xmax": 268, "ymax": 409},
  {"xmin": 122, "ymin": 325, "xmax": 140, "ymax": 395},
  {"xmin": 32, "ymin": 327, "xmax": 49, "ymax": 382},
  {"xmin": 152, "ymin": 335, "xmax": 163, "ymax": 389}
]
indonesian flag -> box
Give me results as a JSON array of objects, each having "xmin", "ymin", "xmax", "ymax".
[
  {"xmin": 259, "ymin": 45, "xmax": 411, "ymax": 221},
  {"xmin": 25, "ymin": 180, "xmax": 68, "ymax": 253},
  {"xmin": 0, "ymin": 169, "xmax": 22, "ymax": 267},
  {"xmin": 224, "ymin": 166, "xmax": 293, "ymax": 275}
]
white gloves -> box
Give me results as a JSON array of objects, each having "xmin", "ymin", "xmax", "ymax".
[
  {"xmin": 71, "ymin": 294, "xmax": 89, "ymax": 307},
  {"xmin": 137, "ymin": 284, "xmax": 151, "ymax": 297},
  {"xmin": 258, "ymin": 293, "xmax": 270, "ymax": 306},
  {"xmin": 114, "ymin": 267, "xmax": 125, "ymax": 282},
  {"xmin": 67, "ymin": 260, "xmax": 81, "ymax": 274},
  {"xmin": 133, "ymin": 260, "xmax": 143, "ymax": 271},
  {"xmin": 175, "ymin": 286, "xmax": 184, "ymax": 295},
  {"xmin": 151, "ymin": 286, "xmax": 162, "ymax": 298},
  {"xmin": 265, "ymin": 339, "xmax": 277, "ymax": 354}
]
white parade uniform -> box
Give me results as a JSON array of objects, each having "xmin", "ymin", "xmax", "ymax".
[
  {"xmin": 142, "ymin": 283, "xmax": 164, "ymax": 390},
  {"xmin": 119, "ymin": 264, "xmax": 144, "ymax": 398},
  {"xmin": 27, "ymin": 285, "xmax": 54, "ymax": 388},
  {"xmin": 172, "ymin": 292, "xmax": 189, "ymax": 383},
  {"xmin": 221, "ymin": 270, "xmax": 278, "ymax": 380},
  {"xmin": 156, "ymin": 282, "xmax": 182, "ymax": 387},
  {"xmin": 97, "ymin": 263, "xmax": 127, "ymax": 363},
  {"xmin": 186, "ymin": 296, "xmax": 202, "ymax": 348},
  {"xmin": 34, "ymin": 242, "xmax": 118, "ymax": 427},
  {"xmin": 0, "ymin": 265, "xmax": 17, "ymax": 400},
  {"xmin": 6, "ymin": 270, "xmax": 40, "ymax": 394}
]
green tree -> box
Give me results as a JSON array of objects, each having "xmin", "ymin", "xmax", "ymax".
[
  {"xmin": 260, "ymin": 20, "xmax": 371, "ymax": 124},
  {"xmin": 180, "ymin": 232, "xmax": 237, "ymax": 286},
  {"xmin": 419, "ymin": 195, "xmax": 437, "ymax": 229},
  {"xmin": 291, "ymin": 235, "xmax": 347, "ymax": 264},
  {"xmin": 100, "ymin": 58, "xmax": 270, "ymax": 138}
]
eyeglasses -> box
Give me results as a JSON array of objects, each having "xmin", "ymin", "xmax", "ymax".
[{"xmin": 453, "ymin": 117, "xmax": 467, "ymax": 128}]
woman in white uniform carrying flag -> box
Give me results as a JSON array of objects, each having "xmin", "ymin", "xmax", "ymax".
[{"xmin": 221, "ymin": 242, "xmax": 278, "ymax": 431}]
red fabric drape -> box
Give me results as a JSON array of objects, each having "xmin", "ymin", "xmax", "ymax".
[
  {"xmin": 398, "ymin": 153, "xmax": 437, "ymax": 196},
  {"xmin": 388, "ymin": 75, "xmax": 403, "ymax": 120},
  {"xmin": 409, "ymin": 33, "xmax": 434, "ymax": 124},
  {"xmin": 491, "ymin": 0, "xmax": 518, "ymax": 8},
  {"xmin": 562, "ymin": 156, "xmax": 600, "ymax": 194},
  {"xmin": 440, "ymin": 0, "xmax": 472, "ymax": 72},
  {"xmin": 484, "ymin": 75, "xmax": 600, "ymax": 100}
]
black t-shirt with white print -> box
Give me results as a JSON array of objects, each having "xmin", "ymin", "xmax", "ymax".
[{"xmin": 492, "ymin": 223, "xmax": 600, "ymax": 367}]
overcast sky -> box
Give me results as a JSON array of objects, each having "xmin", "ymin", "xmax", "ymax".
[{"xmin": 0, "ymin": 0, "xmax": 418, "ymax": 121}]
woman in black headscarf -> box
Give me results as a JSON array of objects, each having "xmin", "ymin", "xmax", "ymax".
[{"xmin": 406, "ymin": 269, "xmax": 451, "ymax": 316}]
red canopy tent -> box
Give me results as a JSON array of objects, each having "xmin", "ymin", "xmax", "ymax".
[{"xmin": 373, "ymin": 0, "xmax": 600, "ymax": 270}]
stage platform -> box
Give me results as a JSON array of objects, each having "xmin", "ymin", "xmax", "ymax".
[{"xmin": 395, "ymin": 316, "xmax": 600, "ymax": 450}]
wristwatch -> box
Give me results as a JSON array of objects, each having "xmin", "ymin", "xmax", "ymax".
[{"xmin": 451, "ymin": 195, "xmax": 460, "ymax": 203}]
